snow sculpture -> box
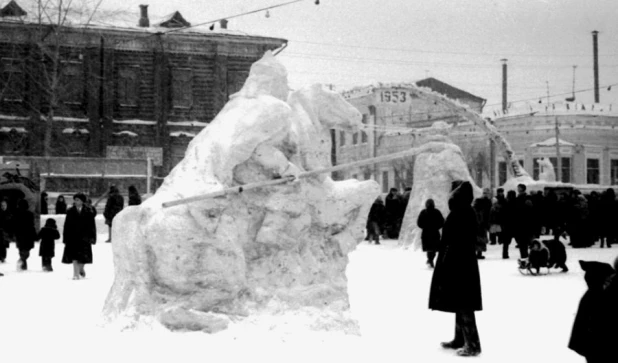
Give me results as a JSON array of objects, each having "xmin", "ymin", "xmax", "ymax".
[
  {"xmin": 102, "ymin": 52, "xmax": 380, "ymax": 334},
  {"xmin": 537, "ymin": 157, "xmax": 556, "ymax": 182},
  {"xmin": 399, "ymin": 122, "xmax": 482, "ymax": 249}
]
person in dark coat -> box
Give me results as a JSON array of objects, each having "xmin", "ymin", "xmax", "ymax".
[
  {"xmin": 569, "ymin": 259, "xmax": 617, "ymax": 363},
  {"xmin": 103, "ymin": 185, "xmax": 124, "ymax": 243},
  {"xmin": 14, "ymin": 199, "xmax": 37, "ymax": 271},
  {"xmin": 599, "ymin": 189, "xmax": 616, "ymax": 248},
  {"xmin": 429, "ymin": 180, "xmax": 482, "ymax": 357},
  {"xmin": 473, "ymin": 188, "xmax": 492, "ymax": 260},
  {"xmin": 128, "ymin": 185, "xmax": 142, "ymax": 206},
  {"xmin": 366, "ymin": 197, "xmax": 385, "ymax": 245},
  {"xmin": 383, "ymin": 188, "xmax": 401, "ymax": 239},
  {"xmin": 0, "ymin": 198, "xmax": 11, "ymax": 263},
  {"xmin": 62, "ymin": 193, "xmax": 97, "ymax": 280},
  {"xmin": 514, "ymin": 184, "xmax": 535, "ymax": 258},
  {"xmin": 500, "ymin": 190, "xmax": 517, "ymax": 259},
  {"xmin": 55, "ymin": 194, "xmax": 67, "ymax": 215},
  {"xmin": 417, "ymin": 198, "xmax": 444, "ymax": 268},
  {"xmin": 40, "ymin": 191, "xmax": 48, "ymax": 215},
  {"xmin": 37, "ymin": 218, "xmax": 60, "ymax": 272}
]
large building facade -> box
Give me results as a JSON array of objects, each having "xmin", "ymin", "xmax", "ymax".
[
  {"xmin": 337, "ymin": 81, "xmax": 490, "ymax": 193},
  {"xmin": 489, "ymin": 103, "xmax": 618, "ymax": 188},
  {"xmin": 0, "ymin": 1, "xmax": 286, "ymax": 181}
]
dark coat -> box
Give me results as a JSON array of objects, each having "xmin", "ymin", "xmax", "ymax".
[
  {"xmin": 104, "ymin": 194, "xmax": 124, "ymax": 226},
  {"xmin": 0, "ymin": 208, "xmax": 12, "ymax": 245},
  {"xmin": 417, "ymin": 208, "xmax": 444, "ymax": 252},
  {"xmin": 62, "ymin": 205, "xmax": 96, "ymax": 264},
  {"xmin": 429, "ymin": 183, "xmax": 482, "ymax": 313},
  {"xmin": 569, "ymin": 261, "xmax": 617, "ymax": 360},
  {"xmin": 38, "ymin": 227, "xmax": 60, "ymax": 257},
  {"xmin": 14, "ymin": 209, "xmax": 37, "ymax": 251},
  {"xmin": 55, "ymin": 200, "xmax": 67, "ymax": 214},
  {"xmin": 514, "ymin": 193, "xmax": 535, "ymax": 238},
  {"xmin": 367, "ymin": 199, "xmax": 385, "ymax": 228},
  {"xmin": 128, "ymin": 193, "xmax": 142, "ymax": 206}
]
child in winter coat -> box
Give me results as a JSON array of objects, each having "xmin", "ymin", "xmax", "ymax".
[{"xmin": 38, "ymin": 218, "xmax": 60, "ymax": 272}]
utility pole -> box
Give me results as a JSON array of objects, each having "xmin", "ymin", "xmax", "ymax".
[
  {"xmin": 501, "ymin": 59, "xmax": 508, "ymax": 113},
  {"xmin": 555, "ymin": 116, "xmax": 561, "ymax": 182}
]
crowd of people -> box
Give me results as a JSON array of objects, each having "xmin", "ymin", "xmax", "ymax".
[
  {"xmin": 0, "ymin": 185, "xmax": 141, "ymax": 279},
  {"xmin": 367, "ymin": 184, "xmax": 618, "ymax": 263}
]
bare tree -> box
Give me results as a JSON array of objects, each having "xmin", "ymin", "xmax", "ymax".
[{"xmin": 1, "ymin": 0, "xmax": 105, "ymax": 156}]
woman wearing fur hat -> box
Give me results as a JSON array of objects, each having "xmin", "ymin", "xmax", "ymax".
[
  {"xmin": 62, "ymin": 193, "xmax": 97, "ymax": 280},
  {"xmin": 38, "ymin": 218, "xmax": 60, "ymax": 271},
  {"xmin": 429, "ymin": 180, "xmax": 483, "ymax": 357}
]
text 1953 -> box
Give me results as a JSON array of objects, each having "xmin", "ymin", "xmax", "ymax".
[{"xmin": 380, "ymin": 90, "xmax": 408, "ymax": 103}]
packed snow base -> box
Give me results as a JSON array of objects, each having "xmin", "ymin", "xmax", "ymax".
[{"xmin": 0, "ymin": 224, "xmax": 611, "ymax": 363}]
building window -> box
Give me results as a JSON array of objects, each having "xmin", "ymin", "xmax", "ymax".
[
  {"xmin": 61, "ymin": 63, "xmax": 84, "ymax": 104},
  {"xmin": 0, "ymin": 58, "xmax": 24, "ymax": 102},
  {"xmin": 361, "ymin": 114, "xmax": 368, "ymax": 143},
  {"xmin": 352, "ymin": 132, "xmax": 358, "ymax": 145},
  {"xmin": 549, "ymin": 157, "xmax": 571, "ymax": 183},
  {"xmin": 532, "ymin": 157, "xmax": 540, "ymax": 180},
  {"xmin": 339, "ymin": 130, "xmax": 346, "ymax": 146},
  {"xmin": 172, "ymin": 68, "xmax": 193, "ymax": 108},
  {"xmin": 587, "ymin": 159, "xmax": 600, "ymax": 184},
  {"xmin": 117, "ymin": 66, "xmax": 140, "ymax": 106},
  {"xmin": 498, "ymin": 161, "xmax": 507, "ymax": 186},
  {"xmin": 611, "ymin": 160, "xmax": 618, "ymax": 185},
  {"xmin": 382, "ymin": 171, "xmax": 389, "ymax": 193}
]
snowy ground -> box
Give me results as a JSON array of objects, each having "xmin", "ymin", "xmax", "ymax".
[{"xmin": 0, "ymin": 218, "xmax": 614, "ymax": 363}]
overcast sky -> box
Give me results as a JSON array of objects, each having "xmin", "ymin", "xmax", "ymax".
[{"xmin": 101, "ymin": 0, "xmax": 618, "ymax": 111}]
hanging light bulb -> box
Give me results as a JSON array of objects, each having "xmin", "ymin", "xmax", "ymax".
[{"xmin": 265, "ymin": 10, "xmax": 270, "ymax": 18}]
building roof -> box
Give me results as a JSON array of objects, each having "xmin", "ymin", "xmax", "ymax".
[
  {"xmin": 0, "ymin": 1, "xmax": 287, "ymax": 41},
  {"xmin": 530, "ymin": 137, "xmax": 575, "ymax": 147},
  {"xmin": 415, "ymin": 77, "xmax": 485, "ymax": 103}
]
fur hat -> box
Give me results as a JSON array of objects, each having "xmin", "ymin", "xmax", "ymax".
[{"xmin": 44, "ymin": 218, "xmax": 57, "ymax": 228}]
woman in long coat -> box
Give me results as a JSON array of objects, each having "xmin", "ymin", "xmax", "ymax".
[
  {"xmin": 62, "ymin": 193, "xmax": 97, "ymax": 280},
  {"xmin": 417, "ymin": 198, "xmax": 444, "ymax": 268},
  {"xmin": 428, "ymin": 180, "xmax": 482, "ymax": 357},
  {"xmin": 14, "ymin": 199, "xmax": 37, "ymax": 270}
]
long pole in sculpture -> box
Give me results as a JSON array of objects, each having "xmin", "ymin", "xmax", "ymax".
[{"xmin": 162, "ymin": 142, "xmax": 448, "ymax": 208}]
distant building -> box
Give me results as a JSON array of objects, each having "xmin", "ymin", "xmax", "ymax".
[
  {"xmin": 338, "ymin": 81, "xmax": 490, "ymax": 193},
  {"xmin": 488, "ymin": 103, "xmax": 618, "ymax": 188},
  {"xmin": 0, "ymin": 1, "xmax": 286, "ymax": 185}
]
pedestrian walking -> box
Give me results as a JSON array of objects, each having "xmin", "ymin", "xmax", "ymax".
[
  {"xmin": 38, "ymin": 218, "xmax": 60, "ymax": 272},
  {"xmin": 55, "ymin": 194, "xmax": 67, "ymax": 214},
  {"xmin": 62, "ymin": 193, "xmax": 97, "ymax": 280},
  {"xmin": 14, "ymin": 199, "xmax": 37, "ymax": 271},
  {"xmin": 417, "ymin": 198, "xmax": 444, "ymax": 268}
]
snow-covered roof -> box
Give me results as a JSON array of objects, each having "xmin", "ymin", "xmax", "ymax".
[
  {"xmin": 530, "ymin": 138, "xmax": 575, "ymax": 147},
  {"xmin": 170, "ymin": 131, "xmax": 196, "ymax": 138},
  {"xmin": 113, "ymin": 131, "xmax": 138, "ymax": 137},
  {"xmin": 0, "ymin": 126, "xmax": 26, "ymax": 133},
  {"xmin": 0, "ymin": 1, "xmax": 282, "ymax": 39},
  {"xmin": 485, "ymin": 102, "xmax": 618, "ymax": 119},
  {"xmin": 62, "ymin": 128, "xmax": 89, "ymax": 134}
]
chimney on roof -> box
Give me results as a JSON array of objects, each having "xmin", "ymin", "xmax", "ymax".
[
  {"xmin": 138, "ymin": 4, "xmax": 149, "ymax": 27},
  {"xmin": 220, "ymin": 19, "xmax": 228, "ymax": 29},
  {"xmin": 592, "ymin": 30, "xmax": 600, "ymax": 103}
]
